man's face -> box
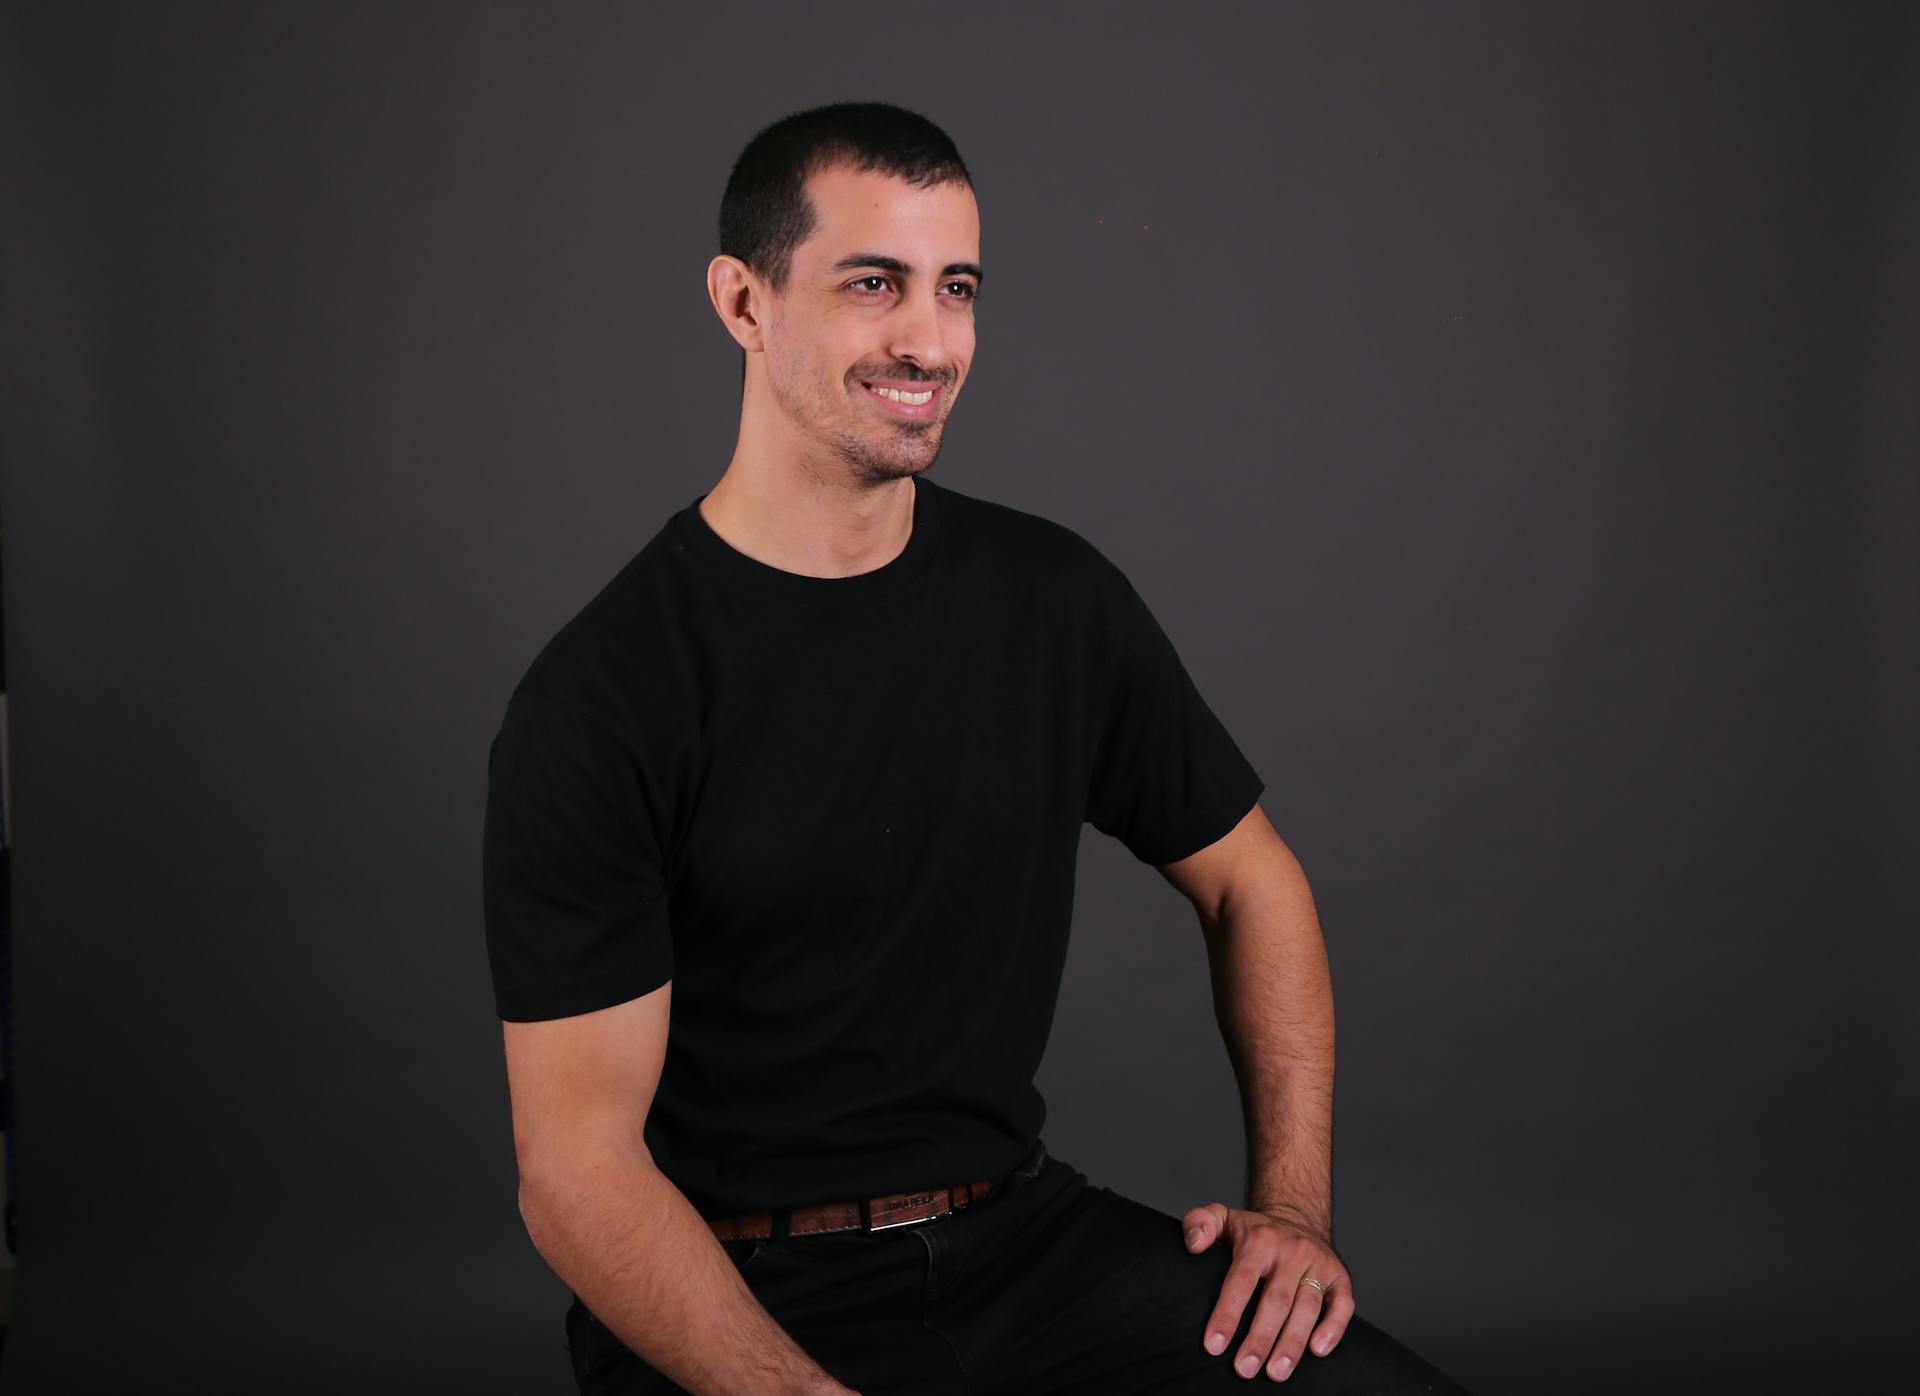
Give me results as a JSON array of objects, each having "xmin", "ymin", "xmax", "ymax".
[{"xmin": 759, "ymin": 163, "xmax": 981, "ymax": 487}]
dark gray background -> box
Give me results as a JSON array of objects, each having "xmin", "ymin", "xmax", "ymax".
[{"xmin": 1, "ymin": 2, "xmax": 1914, "ymax": 1392}]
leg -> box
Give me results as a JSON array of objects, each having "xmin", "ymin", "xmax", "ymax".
[
  {"xmin": 562, "ymin": 1227, "xmax": 965, "ymax": 1396},
  {"xmin": 1051, "ymin": 1185, "xmax": 1472, "ymax": 1394},
  {"xmin": 926, "ymin": 1152, "xmax": 1472, "ymax": 1395}
]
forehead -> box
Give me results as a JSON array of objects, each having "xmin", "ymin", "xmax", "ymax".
[{"xmin": 797, "ymin": 163, "xmax": 979, "ymax": 269}]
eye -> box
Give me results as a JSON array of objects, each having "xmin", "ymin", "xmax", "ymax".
[{"xmin": 845, "ymin": 275, "xmax": 979, "ymax": 303}]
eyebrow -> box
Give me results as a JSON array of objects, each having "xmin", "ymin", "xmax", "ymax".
[{"xmin": 825, "ymin": 252, "xmax": 986, "ymax": 292}]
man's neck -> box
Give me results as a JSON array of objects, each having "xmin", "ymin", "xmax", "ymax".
[{"xmin": 698, "ymin": 469, "xmax": 918, "ymax": 581}]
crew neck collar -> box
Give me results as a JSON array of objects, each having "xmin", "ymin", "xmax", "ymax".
[{"xmin": 672, "ymin": 476, "xmax": 944, "ymax": 608}]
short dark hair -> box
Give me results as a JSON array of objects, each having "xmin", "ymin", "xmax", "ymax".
[{"xmin": 718, "ymin": 102, "xmax": 973, "ymax": 382}]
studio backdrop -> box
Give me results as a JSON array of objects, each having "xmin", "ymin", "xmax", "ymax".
[{"xmin": 0, "ymin": 3, "xmax": 1913, "ymax": 1393}]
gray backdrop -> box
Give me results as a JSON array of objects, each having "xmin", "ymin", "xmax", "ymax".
[{"xmin": 1, "ymin": 3, "xmax": 1914, "ymax": 1393}]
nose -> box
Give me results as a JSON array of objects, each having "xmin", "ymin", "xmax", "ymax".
[{"xmin": 885, "ymin": 292, "xmax": 952, "ymax": 381}]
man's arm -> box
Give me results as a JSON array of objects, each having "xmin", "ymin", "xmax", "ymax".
[
  {"xmin": 1157, "ymin": 803, "xmax": 1356, "ymax": 1378},
  {"xmin": 505, "ymin": 984, "xmax": 856, "ymax": 1396},
  {"xmin": 1156, "ymin": 803, "xmax": 1335, "ymax": 1240}
]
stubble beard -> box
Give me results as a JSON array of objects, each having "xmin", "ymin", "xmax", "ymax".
[
  {"xmin": 832, "ymin": 412, "xmax": 942, "ymax": 488},
  {"xmin": 813, "ymin": 373, "xmax": 948, "ymax": 488},
  {"xmin": 765, "ymin": 341, "xmax": 950, "ymax": 489}
]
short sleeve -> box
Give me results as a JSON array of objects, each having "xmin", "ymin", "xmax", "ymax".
[
  {"xmin": 483, "ymin": 686, "xmax": 675, "ymax": 1021},
  {"xmin": 1084, "ymin": 564, "xmax": 1265, "ymax": 865}
]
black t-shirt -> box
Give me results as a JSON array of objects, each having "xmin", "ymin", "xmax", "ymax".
[{"xmin": 482, "ymin": 475, "xmax": 1262, "ymax": 1215}]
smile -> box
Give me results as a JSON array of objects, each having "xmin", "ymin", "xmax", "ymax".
[{"xmin": 860, "ymin": 381, "xmax": 942, "ymax": 420}]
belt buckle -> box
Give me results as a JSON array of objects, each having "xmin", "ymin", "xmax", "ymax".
[{"xmin": 865, "ymin": 1190, "xmax": 947, "ymax": 1232}]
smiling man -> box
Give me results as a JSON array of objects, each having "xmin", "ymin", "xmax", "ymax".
[{"xmin": 484, "ymin": 102, "xmax": 1471, "ymax": 1395}]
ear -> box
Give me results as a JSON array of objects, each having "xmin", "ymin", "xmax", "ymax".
[{"xmin": 707, "ymin": 255, "xmax": 769, "ymax": 354}]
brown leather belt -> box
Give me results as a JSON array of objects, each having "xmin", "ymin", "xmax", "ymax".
[{"xmin": 707, "ymin": 1177, "xmax": 996, "ymax": 1241}]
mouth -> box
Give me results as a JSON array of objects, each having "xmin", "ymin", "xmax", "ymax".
[{"xmin": 858, "ymin": 379, "xmax": 943, "ymax": 421}]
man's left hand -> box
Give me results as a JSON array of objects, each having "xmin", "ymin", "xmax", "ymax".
[{"xmin": 1181, "ymin": 1202, "xmax": 1355, "ymax": 1382}]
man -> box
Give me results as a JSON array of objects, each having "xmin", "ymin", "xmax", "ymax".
[{"xmin": 484, "ymin": 101, "xmax": 1471, "ymax": 1395}]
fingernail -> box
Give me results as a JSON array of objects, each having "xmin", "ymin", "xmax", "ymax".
[
  {"xmin": 1272, "ymin": 1355, "xmax": 1293, "ymax": 1377},
  {"xmin": 1186, "ymin": 1226, "xmax": 1204, "ymax": 1248},
  {"xmin": 1206, "ymin": 1330, "xmax": 1227, "ymax": 1355},
  {"xmin": 1237, "ymin": 1354, "xmax": 1259, "ymax": 1377}
]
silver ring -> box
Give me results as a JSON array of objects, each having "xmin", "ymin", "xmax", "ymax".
[{"xmin": 1298, "ymin": 1274, "xmax": 1327, "ymax": 1294}]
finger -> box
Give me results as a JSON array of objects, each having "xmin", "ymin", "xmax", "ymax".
[
  {"xmin": 1306, "ymin": 1273, "xmax": 1356, "ymax": 1359},
  {"xmin": 1198, "ymin": 1252, "xmax": 1273, "ymax": 1360},
  {"xmin": 1228, "ymin": 1270, "xmax": 1306, "ymax": 1380},
  {"xmin": 1182, "ymin": 1202, "xmax": 1228, "ymax": 1253},
  {"xmin": 1262, "ymin": 1274, "xmax": 1326, "ymax": 1380}
]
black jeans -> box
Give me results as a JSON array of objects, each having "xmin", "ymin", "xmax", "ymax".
[{"xmin": 565, "ymin": 1140, "xmax": 1472, "ymax": 1395}]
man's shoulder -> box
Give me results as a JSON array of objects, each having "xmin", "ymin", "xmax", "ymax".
[
  {"xmin": 931, "ymin": 478, "xmax": 1122, "ymax": 589},
  {"xmin": 500, "ymin": 521, "xmax": 699, "ymax": 741}
]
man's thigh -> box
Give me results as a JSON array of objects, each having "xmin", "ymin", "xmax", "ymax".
[
  {"xmin": 944, "ymin": 1163, "xmax": 1471, "ymax": 1395},
  {"xmin": 564, "ymin": 1228, "xmax": 965, "ymax": 1396}
]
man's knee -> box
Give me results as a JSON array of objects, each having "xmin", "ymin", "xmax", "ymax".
[
  {"xmin": 1283, "ymin": 1314, "xmax": 1472, "ymax": 1395},
  {"xmin": 1084, "ymin": 1189, "xmax": 1471, "ymax": 1393}
]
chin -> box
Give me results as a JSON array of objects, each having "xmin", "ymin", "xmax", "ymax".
[{"xmin": 842, "ymin": 450, "xmax": 934, "ymax": 487}]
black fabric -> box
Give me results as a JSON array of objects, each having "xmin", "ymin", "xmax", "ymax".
[
  {"xmin": 482, "ymin": 476, "xmax": 1263, "ymax": 1216},
  {"xmin": 561, "ymin": 1138, "xmax": 1473, "ymax": 1395}
]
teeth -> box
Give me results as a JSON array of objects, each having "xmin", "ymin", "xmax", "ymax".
[{"xmin": 868, "ymin": 384, "xmax": 933, "ymax": 405}]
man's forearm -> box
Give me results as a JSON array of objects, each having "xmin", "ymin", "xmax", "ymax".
[
  {"xmin": 519, "ymin": 1146, "xmax": 853, "ymax": 1396},
  {"xmin": 1199, "ymin": 842, "xmax": 1336, "ymax": 1242}
]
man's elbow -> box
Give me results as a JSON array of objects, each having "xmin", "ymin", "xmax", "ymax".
[
  {"xmin": 517, "ymin": 1183, "xmax": 551, "ymax": 1252},
  {"xmin": 514, "ymin": 1137, "xmax": 657, "ymax": 1249}
]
